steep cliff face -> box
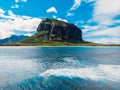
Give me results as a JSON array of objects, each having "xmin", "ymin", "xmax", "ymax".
[{"xmin": 37, "ymin": 18, "xmax": 83, "ymax": 42}]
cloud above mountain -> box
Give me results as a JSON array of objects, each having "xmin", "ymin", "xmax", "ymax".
[
  {"xmin": 0, "ymin": 8, "xmax": 41, "ymax": 39},
  {"xmin": 81, "ymin": 0, "xmax": 120, "ymax": 44},
  {"xmin": 46, "ymin": 7, "xmax": 58, "ymax": 13},
  {"xmin": 70, "ymin": 0, "xmax": 81, "ymax": 11}
]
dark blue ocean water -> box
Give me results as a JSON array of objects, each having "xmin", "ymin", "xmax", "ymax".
[{"xmin": 0, "ymin": 46, "xmax": 120, "ymax": 90}]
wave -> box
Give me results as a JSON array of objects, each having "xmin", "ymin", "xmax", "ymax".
[{"xmin": 40, "ymin": 64, "xmax": 120, "ymax": 82}]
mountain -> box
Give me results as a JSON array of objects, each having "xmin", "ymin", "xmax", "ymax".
[
  {"xmin": 19, "ymin": 18, "xmax": 84, "ymax": 45},
  {"xmin": 0, "ymin": 35, "xmax": 28, "ymax": 44},
  {"xmin": 37, "ymin": 18, "xmax": 83, "ymax": 42}
]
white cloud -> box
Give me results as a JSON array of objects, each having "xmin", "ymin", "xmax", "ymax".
[
  {"xmin": 70, "ymin": 0, "xmax": 81, "ymax": 11},
  {"xmin": 67, "ymin": 0, "xmax": 81, "ymax": 17},
  {"xmin": 67, "ymin": 12, "xmax": 74, "ymax": 17},
  {"xmin": 82, "ymin": 20, "xmax": 120, "ymax": 44},
  {"xmin": 82, "ymin": 0, "xmax": 120, "ymax": 44},
  {"xmin": 87, "ymin": 26, "xmax": 120, "ymax": 37},
  {"xmin": 0, "ymin": 22, "xmax": 15, "ymax": 39},
  {"xmin": 8, "ymin": 10, "xmax": 16, "ymax": 17},
  {"xmin": 14, "ymin": 0, "xmax": 27, "ymax": 8},
  {"xmin": 21, "ymin": 0, "xmax": 27, "ymax": 2},
  {"xmin": 11, "ymin": 4, "xmax": 19, "ymax": 8},
  {"xmin": 15, "ymin": 0, "xmax": 27, "ymax": 3},
  {"xmin": 57, "ymin": 18, "xmax": 68, "ymax": 22},
  {"xmin": 15, "ymin": 0, "xmax": 19, "ymax": 3},
  {"xmin": 46, "ymin": 7, "xmax": 58, "ymax": 13},
  {"xmin": 93, "ymin": 0, "xmax": 120, "ymax": 26},
  {"xmin": 52, "ymin": 15, "xmax": 57, "ymax": 18},
  {"xmin": 24, "ymin": 33, "xmax": 33, "ymax": 36},
  {"xmin": 52, "ymin": 16, "xmax": 68, "ymax": 22},
  {"xmin": 93, "ymin": 38, "xmax": 120, "ymax": 44},
  {"xmin": 0, "ymin": 8, "xmax": 5, "ymax": 14},
  {"xmin": 95, "ymin": 0, "xmax": 120, "ymax": 16},
  {"xmin": 0, "ymin": 9, "xmax": 41, "ymax": 39},
  {"xmin": 82, "ymin": 25, "xmax": 100, "ymax": 33},
  {"xmin": 13, "ymin": 18, "xmax": 41, "ymax": 32}
]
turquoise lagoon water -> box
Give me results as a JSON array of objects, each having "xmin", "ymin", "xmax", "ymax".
[{"xmin": 0, "ymin": 46, "xmax": 120, "ymax": 90}]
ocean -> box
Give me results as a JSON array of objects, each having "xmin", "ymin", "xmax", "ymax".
[{"xmin": 0, "ymin": 46, "xmax": 120, "ymax": 90}]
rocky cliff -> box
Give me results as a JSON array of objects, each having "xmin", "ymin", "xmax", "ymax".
[{"xmin": 37, "ymin": 18, "xmax": 83, "ymax": 42}]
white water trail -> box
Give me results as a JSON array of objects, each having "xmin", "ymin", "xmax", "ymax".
[{"xmin": 40, "ymin": 64, "xmax": 120, "ymax": 82}]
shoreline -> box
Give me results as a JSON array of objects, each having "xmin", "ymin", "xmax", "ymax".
[{"xmin": 0, "ymin": 45, "xmax": 120, "ymax": 47}]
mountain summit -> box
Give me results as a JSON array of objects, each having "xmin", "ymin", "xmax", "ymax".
[{"xmin": 19, "ymin": 18, "xmax": 84, "ymax": 45}]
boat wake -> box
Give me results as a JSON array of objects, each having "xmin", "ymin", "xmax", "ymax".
[{"xmin": 3, "ymin": 64, "xmax": 120, "ymax": 90}]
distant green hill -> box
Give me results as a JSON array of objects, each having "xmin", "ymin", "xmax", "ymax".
[{"xmin": 0, "ymin": 35, "xmax": 28, "ymax": 45}]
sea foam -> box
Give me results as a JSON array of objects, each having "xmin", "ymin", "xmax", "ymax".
[{"xmin": 40, "ymin": 64, "xmax": 120, "ymax": 82}]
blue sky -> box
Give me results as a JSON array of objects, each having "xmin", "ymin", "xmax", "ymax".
[{"xmin": 0, "ymin": 0, "xmax": 120, "ymax": 44}]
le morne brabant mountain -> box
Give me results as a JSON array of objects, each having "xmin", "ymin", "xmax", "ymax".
[
  {"xmin": 0, "ymin": 18, "xmax": 119, "ymax": 46},
  {"xmin": 37, "ymin": 18, "xmax": 83, "ymax": 42},
  {"xmin": 18, "ymin": 18, "xmax": 87, "ymax": 46}
]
